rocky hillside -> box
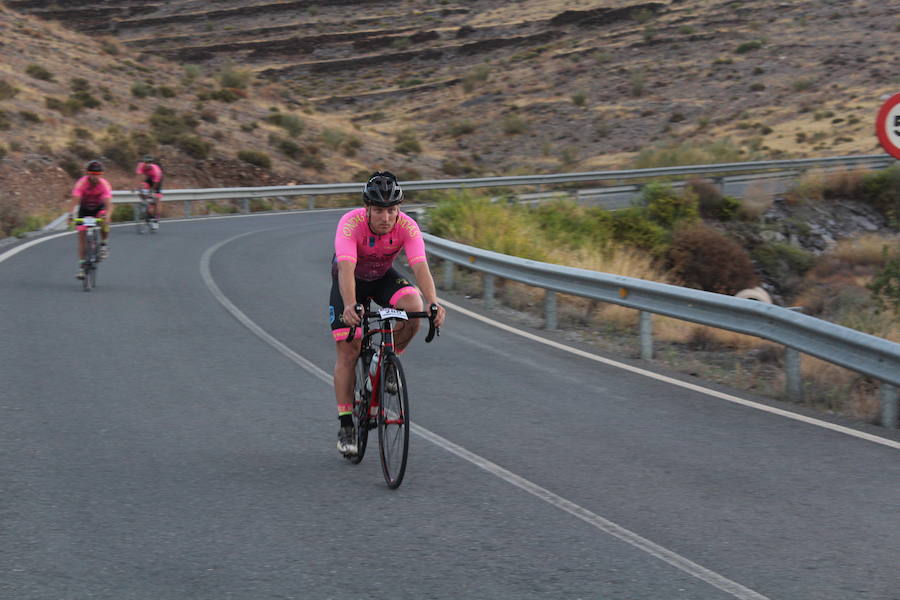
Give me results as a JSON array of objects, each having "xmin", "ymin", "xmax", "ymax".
[{"xmin": 1, "ymin": 0, "xmax": 897, "ymax": 224}]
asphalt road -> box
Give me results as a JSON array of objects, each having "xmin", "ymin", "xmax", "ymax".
[{"xmin": 2, "ymin": 210, "xmax": 899, "ymax": 600}]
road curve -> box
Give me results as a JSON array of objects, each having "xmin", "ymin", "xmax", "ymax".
[{"xmin": 2, "ymin": 211, "xmax": 899, "ymax": 600}]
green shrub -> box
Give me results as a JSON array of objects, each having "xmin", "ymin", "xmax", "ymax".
[
  {"xmin": 0, "ymin": 79, "xmax": 19, "ymax": 100},
  {"xmin": 45, "ymin": 96, "xmax": 82, "ymax": 116},
  {"xmin": 250, "ymin": 198, "xmax": 273, "ymax": 212},
  {"xmin": 868, "ymin": 245, "xmax": 900, "ymax": 318},
  {"xmin": 530, "ymin": 199, "xmax": 614, "ymax": 250},
  {"xmin": 100, "ymin": 133, "xmax": 138, "ymax": 169},
  {"xmin": 275, "ymin": 138, "xmax": 301, "ymax": 158},
  {"xmin": 158, "ymin": 86, "xmax": 177, "ymax": 98},
  {"xmin": 462, "ymin": 64, "xmax": 491, "ymax": 93},
  {"xmin": 19, "ymin": 110, "xmax": 41, "ymax": 123},
  {"xmin": 176, "ymin": 135, "xmax": 211, "ymax": 159},
  {"xmin": 0, "ymin": 144, "xmax": 6, "ymax": 160},
  {"xmin": 60, "ymin": 158, "xmax": 81, "ymax": 179},
  {"xmin": 217, "ymin": 66, "xmax": 252, "ymax": 89},
  {"xmin": 571, "ymin": 92, "xmax": 587, "ymax": 107},
  {"xmin": 610, "ymin": 208, "xmax": 669, "ymax": 251},
  {"xmin": 131, "ymin": 82, "xmax": 155, "ymax": 98},
  {"xmin": 640, "ymin": 183, "xmax": 700, "ymax": 228},
  {"xmin": 183, "ymin": 65, "xmax": 202, "ymax": 84},
  {"xmin": 210, "ymin": 88, "xmax": 241, "ymax": 103},
  {"xmin": 0, "ymin": 111, "xmax": 10, "ymax": 130},
  {"xmin": 66, "ymin": 140, "xmax": 96, "ymax": 160},
  {"xmin": 25, "ymin": 64, "xmax": 54, "ymax": 81},
  {"xmin": 149, "ymin": 106, "xmax": 197, "ymax": 144},
  {"xmin": 111, "ymin": 204, "xmax": 134, "ymax": 223},
  {"xmin": 668, "ymin": 224, "xmax": 759, "ymax": 293},
  {"xmin": 447, "ymin": 121, "xmax": 476, "ymax": 137},
  {"xmin": 752, "ymin": 242, "xmax": 815, "ymax": 283},
  {"xmin": 428, "ymin": 192, "xmax": 546, "ymax": 260},
  {"xmin": 71, "ymin": 91, "xmax": 101, "ymax": 108},
  {"xmin": 735, "ymin": 39, "xmax": 765, "ymax": 53},
  {"xmin": 237, "ymin": 149, "xmax": 271, "ymax": 168},
  {"xmin": 688, "ymin": 179, "xmax": 741, "ymax": 220},
  {"xmin": 501, "ymin": 113, "xmax": 528, "ymax": 135},
  {"xmin": 100, "ymin": 39, "xmax": 120, "ymax": 55},
  {"xmin": 320, "ymin": 128, "xmax": 345, "ymax": 150},
  {"xmin": 634, "ymin": 139, "xmax": 746, "ymax": 168},
  {"xmin": 862, "ymin": 165, "xmax": 900, "ymax": 227},
  {"xmin": 395, "ymin": 130, "xmax": 422, "ymax": 155},
  {"xmin": 264, "ymin": 112, "xmax": 304, "ymax": 136},
  {"xmin": 342, "ymin": 136, "xmax": 362, "ymax": 157}
]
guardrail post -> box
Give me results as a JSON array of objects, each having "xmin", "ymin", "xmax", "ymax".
[
  {"xmin": 784, "ymin": 347, "xmax": 803, "ymax": 402},
  {"xmin": 881, "ymin": 383, "xmax": 898, "ymax": 429},
  {"xmin": 639, "ymin": 311, "xmax": 653, "ymax": 360},
  {"xmin": 132, "ymin": 203, "xmax": 139, "ymax": 221},
  {"xmin": 307, "ymin": 196, "xmax": 315, "ymax": 210},
  {"xmin": 184, "ymin": 199, "xmax": 191, "ymax": 218},
  {"xmin": 442, "ymin": 260, "xmax": 455, "ymax": 290},
  {"xmin": 544, "ymin": 290, "xmax": 557, "ymax": 330},
  {"xmin": 242, "ymin": 198, "xmax": 250, "ymax": 213},
  {"xmin": 483, "ymin": 274, "xmax": 495, "ymax": 310}
]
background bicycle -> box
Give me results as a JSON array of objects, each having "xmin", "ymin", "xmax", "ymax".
[
  {"xmin": 344, "ymin": 301, "xmax": 439, "ymax": 489},
  {"xmin": 73, "ymin": 216, "xmax": 101, "ymax": 291},
  {"xmin": 135, "ymin": 185, "xmax": 157, "ymax": 234}
]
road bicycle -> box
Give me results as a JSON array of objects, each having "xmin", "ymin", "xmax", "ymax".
[
  {"xmin": 135, "ymin": 186, "xmax": 157, "ymax": 234},
  {"xmin": 73, "ymin": 216, "xmax": 102, "ymax": 291},
  {"xmin": 344, "ymin": 300, "xmax": 439, "ymax": 489}
]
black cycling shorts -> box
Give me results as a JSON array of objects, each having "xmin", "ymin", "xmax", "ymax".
[
  {"xmin": 78, "ymin": 203, "xmax": 107, "ymax": 218},
  {"xmin": 328, "ymin": 265, "xmax": 418, "ymax": 340},
  {"xmin": 145, "ymin": 177, "xmax": 163, "ymax": 195}
]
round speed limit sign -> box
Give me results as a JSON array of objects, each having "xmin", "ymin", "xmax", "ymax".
[{"xmin": 876, "ymin": 92, "xmax": 900, "ymax": 159}]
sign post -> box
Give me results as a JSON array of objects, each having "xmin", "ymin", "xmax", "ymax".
[{"xmin": 876, "ymin": 92, "xmax": 900, "ymax": 159}]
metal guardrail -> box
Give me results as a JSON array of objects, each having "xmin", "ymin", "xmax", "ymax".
[
  {"xmin": 425, "ymin": 233, "xmax": 900, "ymax": 428},
  {"xmin": 107, "ymin": 153, "xmax": 896, "ymax": 216}
]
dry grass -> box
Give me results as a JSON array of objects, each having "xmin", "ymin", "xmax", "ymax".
[{"xmin": 738, "ymin": 180, "xmax": 776, "ymax": 219}]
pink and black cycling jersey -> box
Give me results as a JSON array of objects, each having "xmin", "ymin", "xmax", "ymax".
[
  {"xmin": 72, "ymin": 176, "xmax": 112, "ymax": 212},
  {"xmin": 135, "ymin": 162, "xmax": 163, "ymax": 183},
  {"xmin": 333, "ymin": 207, "xmax": 427, "ymax": 281}
]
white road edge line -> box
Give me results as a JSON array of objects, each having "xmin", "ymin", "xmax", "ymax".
[
  {"xmin": 201, "ymin": 231, "xmax": 770, "ymax": 600},
  {"xmin": 440, "ymin": 300, "xmax": 900, "ymax": 451}
]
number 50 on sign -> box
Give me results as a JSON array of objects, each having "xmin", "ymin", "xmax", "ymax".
[{"xmin": 876, "ymin": 92, "xmax": 900, "ymax": 159}]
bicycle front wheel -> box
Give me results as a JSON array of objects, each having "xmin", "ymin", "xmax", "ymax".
[
  {"xmin": 378, "ymin": 352, "xmax": 409, "ymax": 489},
  {"xmin": 348, "ymin": 354, "xmax": 370, "ymax": 464}
]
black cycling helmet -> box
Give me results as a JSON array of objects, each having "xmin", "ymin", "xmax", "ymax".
[
  {"xmin": 363, "ymin": 171, "xmax": 403, "ymax": 207},
  {"xmin": 141, "ymin": 155, "xmax": 154, "ymax": 164},
  {"xmin": 85, "ymin": 160, "xmax": 104, "ymax": 173}
]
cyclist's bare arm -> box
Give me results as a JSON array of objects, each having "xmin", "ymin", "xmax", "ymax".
[
  {"xmin": 410, "ymin": 261, "xmax": 446, "ymax": 328},
  {"xmin": 338, "ymin": 260, "xmax": 361, "ymax": 327}
]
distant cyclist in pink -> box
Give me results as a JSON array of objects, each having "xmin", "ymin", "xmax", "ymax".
[
  {"xmin": 329, "ymin": 171, "xmax": 446, "ymax": 456},
  {"xmin": 68, "ymin": 160, "xmax": 112, "ymax": 279},
  {"xmin": 135, "ymin": 155, "xmax": 163, "ymax": 230}
]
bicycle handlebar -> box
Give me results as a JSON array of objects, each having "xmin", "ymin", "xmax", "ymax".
[{"xmin": 344, "ymin": 303, "xmax": 440, "ymax": 344}]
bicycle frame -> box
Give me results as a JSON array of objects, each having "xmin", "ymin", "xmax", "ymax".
[
  {"xmin": 73, "ymin": 216, "xmax": 102, "ymax": 290},
  {"xmin": 343, "ymin": 300, "xmax": 438, "ymax": 486}
]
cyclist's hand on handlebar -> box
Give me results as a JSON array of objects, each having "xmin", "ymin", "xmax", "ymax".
[
  {"xmin": 431, "ymin": 303, "xmax": 446, "ymax": 329},
  {"xmin": 342, "ymin": 303, "xmax": 362, "ymax": 327}
]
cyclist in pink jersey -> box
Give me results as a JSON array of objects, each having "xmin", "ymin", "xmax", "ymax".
[
  {"xmin": 330, "ymin": 171, "xmax": 446, "ymax": 455},
  {"xmin": 135, "ymin": 155, "xmax": 163, "ymax": 230},
  {"xmin": 68, "ymin": 160, "xmax": 112, "ymax": 279}
]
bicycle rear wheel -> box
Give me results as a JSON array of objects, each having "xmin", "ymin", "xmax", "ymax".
[
  {"xmin": 136, "ymin": 205, "xmax": 147, "ymax": 234},
  {"xmin": 378, "ymin": 353, "xmax": 409, "ymax": 489},
  {"xmin": 348, "ymin": 354, "xmax": 370, "ymax": 464}
]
